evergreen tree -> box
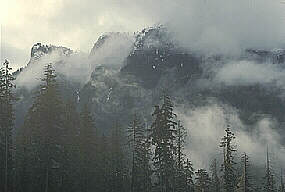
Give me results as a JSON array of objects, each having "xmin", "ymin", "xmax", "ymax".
[
  {"xmin": 78, "ymin": 104, "xmax": 97, "ymax": 192},
  {"xmin": 139, "ymin": 134, "xmax": 153, "ymax": 192},
  {"xmin": 97, "ymin": 134, "xmax": 114, "ymax": 192},
  {"xmin": 210, "ymin": 159, "xmax": 220, "ymax": 192},
  {"xmin": 18, "ymin": 64, "xmax": 64, "ymax": 192},
  {"xmin": 279, "ymin": 169, "xmax": 284, "ymax": 192},
  {"xmin": 175, "ymin": 120, "xmax": 188, "ymax": 192},
  {"xmin": 184, "ymin": 158, "xmax": 195, "ymax": 192},
  {"xmin": 150, "ymin": 93, "xmax": 177, "ymax": 192},
  {"xmin": 236, "ymin": 153, "xmax": 253, "ymax": 192},
  {"xmin": 109, "ymin": 121, "xmax": 129, "ymax": 192},
  {"xmin": 0, "ymin": 60, "xmax": 16, "ymax": 192},
  {"xmin": 97, "ymin": 134, "xmax": 112, "ymax": 192},
  {"xmin": 220, "ymin": 123, "xmax": 237, "ymax": 192},
  {"xmin": 263, "ymin": 147, "xmax": 275, "ymax": 192},
  {"xmin": 127, "ymin": 113, "xmax": 151, "ymax": 192},
  {"xmin": 61, "ymin": 100, "xmax": 81, "ymax": 192},
  {"xmin": 195, "ymin": 169, "xmax": 212, "ymax": 192}
]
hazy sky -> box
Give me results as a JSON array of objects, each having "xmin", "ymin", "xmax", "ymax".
[
  {"xmin": 1, "ymin": 0, "xmax": 285, "ymax": 69},
  {"xmin": 0, "ymin": 0, "xmax": 153, "ymax": 68}
]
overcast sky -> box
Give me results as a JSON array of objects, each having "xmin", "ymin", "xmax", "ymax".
[{"xmin": 1, "ymin": 0, "xmax": 285, "ymax": 69}]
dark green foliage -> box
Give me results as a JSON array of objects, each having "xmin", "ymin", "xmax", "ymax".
[
  {"xmin": 0, "ymin": 60, "xmax": 16, "ymax": 192},
  {"xmin": 236, "ymin": 153, "xmax": 254, "ymax": 192},
  {"xmin": 61, "ymin": 100, "xmax": 81, "ymax": 192},
  {"xmin": 210, "ymin": 159, "xmax": 220, "ymax": 192},
  {"xmin": 127, "ymin": 114, "xmax": 152, "ymax": 192},
  {"xmin": 195, "ymin": 169, "xmax": 212, "ymax": 192},
  {"xmin": 279, "ymin": 169, "xmax": 284, "ymax": 192},
  {"xmin": 16, "ymin": 64, "xmax": 65, "ymax": 192},
  {"xmin": 78, "ymin": 104, "xmax": 97, "ymax": 192},
  {"xmin": 175, "ymin": 121, "xmax": 193, "ymax": 192},
  {"xmin": 263, "ymin": 148, "xmax": 275, "ymax": 192},
  {"xmin": 184, "ymin": 158, "xmax": 195, "ymax": 192},
  {"xmin": 109, "ymin": 121, "xmax": 129, "ymax": 192},
  {"xmin": 149, "ymin": 93, "xmax": 178, "ymax": 192},
  {"xmin": 10, "ymin": 61, "xmax": 282, "ymax": 192},
  {"xmin": 220, "ymin": 124, "xmax": 237, "ymax": 192}
]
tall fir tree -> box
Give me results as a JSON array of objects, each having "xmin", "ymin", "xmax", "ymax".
[
  {"xmin": 220, "ymin": 123, "xmax": 237, "ymax": 192},
  {"xmin": 97, "ymin": 133, "xmax": 112, "ymax": 192},
  {"xmin": 150, "ymin": 93, "xmax": 177, "ymax": 192},
  {"xmin": 236, "ymin": 153, "xmax": 253, "ymax": 192},
  {"xmin": 0, "ymin": 60, "xmax": 16, "ymax": 192},
  {"xmin": 127, "ymin": 113, "xmax": 151, "ymax": 192},
  {"xmin": 210, "ymin": 158, "xmax": 220, "ymax": 192},
  {"xmin": 61, "ymin": 100, "xmax": 81, "ymax": 192},
  {"xmin": 175, "ymin": 120, "xmax": 188, "ymax": 192},
  {"xmin": 263, "ymin": 147, "xmax": 275, "ymax": 192},
  {"xmin": 195, "ymin": 169, "xmax": 212, "ymax": 192},
  {"xmin": 110, "ymin": 121, "xmax": 129, "ymax": 192},
  {"xmin": 184, "ymin": 158, "xmax": 195, "ymax": 192},
  {"xmin": 279, "ymin": 169, "xmax": 284, "ymax": 192},
  {"xmin": 17, "ymin": 64, "xmax": 64, "ymax": 192},
  {"xmin": 79, "ymin": 104, "xmax": 97, "ymax": 192}
]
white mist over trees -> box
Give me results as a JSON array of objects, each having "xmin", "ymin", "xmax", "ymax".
[{"xmin": 1, "ymin": 1, "xmax": 285, "ymax": 192}]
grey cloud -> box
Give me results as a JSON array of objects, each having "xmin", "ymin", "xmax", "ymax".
[
  {"xmin": 176, "ymin": 103, "xmax": 285, "ymax": 169},
  {"xmin": 214, "ymin": 61, "xmax": 285, "ymax": 87}
]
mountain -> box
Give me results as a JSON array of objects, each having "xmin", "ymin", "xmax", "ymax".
[{"xmin": 13, "ymin": 26, "xmax": 285, "ymax": 143}]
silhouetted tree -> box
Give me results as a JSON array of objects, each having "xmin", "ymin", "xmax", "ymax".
[
  {"xmin": 18, "ymin": 64, "xmax": 64, "ymax": 192},
  {"xmin": 127, "ymin": 113, "xmax": 151, "ymax": 192},
  {"xmin": 220, "ymin": 123, "xmax": 237, "ymax": 192},
  {"xmin": 0, "ymin": 59, "xmax": 16, "ymax": 192},
  {"xmin": 79, "ymin": 104, "xmax": 97, "ymax": 192},
  {"xmin": 110, "ymin": 121, "xmax": 129, "ymax": 192},
  {"xmin": 263, "ymin": 147, "xmax": 275, "ymax": 192},
  {"xmin": 150, "ymin": 93, "xmax": 177, "ymax": 192},
  {"xmin": 195, "ymin": 169, "xmax": 211, "ymax": 192},
  {"xmin": 236, "ymin": 153, "xmax": 254, "ymax": 192},
  {"xmin": 210, "ymin": 159, "xmax": 220, "ymax": 192}
]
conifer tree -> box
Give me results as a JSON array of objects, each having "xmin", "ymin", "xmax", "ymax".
[
  {"xmin": 97, "ymin": 134, "xmax": 112, "ymax": 192},
  {"xmin": 279, "ymin": 169, "xmax": 284, "ymax": 192},
  {"xmin": 18, "ymin": 64, "xmax": 64, "ymax": 192},
  {"xmin": 210, "ymin": 159, "xmax": 220, "ymax": 192},
  {"xmin": 150, "ymin": 93, "xmax": 177, "ymax": 192},
  {"xmin": 79, "ymin": 104, "xmax": 97, "ymax": 192},
  {"xmin": 184, "ymin": 158, "xmax": 195, "ymax": 192},
  {"xmin": 110, "ymin": 121, "xmax": 129, "ymax": 192},
  {"xmin": 140, "ymin": 135, "xmax": 153, "ymax": 192},
  {"xmin": 236, "ymin": 153, "xmax": 253, "ymax": 192},
  {"xmin": 263, "ymin": 147, "xmax": 275, "ymax": 192},
  {"xmin": 195, "ymin": 169, "xmax": 212, "ymax": 192},
  {"xmin": 220, "ymin": 123, "xmax": 237, "ymax": 192},
  {"xmin": 61, "ymin": 100, "xmax": 81, "ymax": 192},
  {"xmin": 127, "ymin": 113, "xmax": 151, "ymax": 192},
  {"xmin": 175, "ymin": 120, "xmax": 188, "ymax": 192},
  {"xmin": 176, "ymin": 121, "xmax": 186, "ymax": 170},
  {"xmin": 0, "ymin": 60, "xmax": 16, "ymax": 192}
]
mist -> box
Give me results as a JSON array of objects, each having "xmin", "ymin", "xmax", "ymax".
[
  {"xmin": 177, "ymin": 103, "xmax": 285, "ymax": 170},
  {"xmin": 214, "ymin": 60, "xmax": 285, "ymax": 87},
  {"xmin": 15, "ymin": 32, "xmax": 134, "ymax": 90}
]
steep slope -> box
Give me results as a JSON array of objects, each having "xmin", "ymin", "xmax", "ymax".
[{"xmin": 13, "ymin": 27, "xmax": 285, "ymax": 142}]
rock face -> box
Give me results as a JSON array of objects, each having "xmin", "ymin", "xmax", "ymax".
[
  {"xmin": 30, "ymin": 43, "xmax": 73, "ymax": 60},
  {"xmin": 13, "ymin": 26, "xmax": 285, "ymax": 139}
]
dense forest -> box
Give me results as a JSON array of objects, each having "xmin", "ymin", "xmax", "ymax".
[{"xmin": 0, "ymin": 59, "xmax": 284, "ymax": 192}]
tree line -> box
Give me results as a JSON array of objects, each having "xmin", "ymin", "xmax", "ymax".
[{"xmin": 0, "ymin": 61, "xmax": 284, "ymax": 192}]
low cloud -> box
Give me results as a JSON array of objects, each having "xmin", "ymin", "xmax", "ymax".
[
  {"xmin": 177, "ymin": 103, "xmax": 285, "ymax": 170},
  {"xmin": 214, "ymin": 61, "xmax": 285, "ymax": 88},
  {"xmin": 15, "ymin": 33, "xmax": 134, "ymax": 90}
]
